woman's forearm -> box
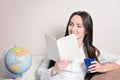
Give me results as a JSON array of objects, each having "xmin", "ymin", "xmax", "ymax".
[
  {"xmin": 103, "ymin": 63, "xmax": 120, "ymax": 72},
  {"xmin": 51, "ymin": 67, "xmax": 57, "ymax": 76}
]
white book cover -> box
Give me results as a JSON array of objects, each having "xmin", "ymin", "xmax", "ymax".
[{"xmin": 44, "ymin": 33, "xmax": 80, "ymax": 61}]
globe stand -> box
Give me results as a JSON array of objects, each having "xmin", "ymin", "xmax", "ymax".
[
  {"xmin": 11, "ymin": 74, "xmax": 22, "ymax": 80},
  {"xmin": 10, "ymin": 73, "xmax": 23, "ymax": 80}
]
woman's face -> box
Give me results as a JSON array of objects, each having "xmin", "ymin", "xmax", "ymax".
[{"xmin": 68, "ymin": 15, "xmax": 86, "ymax": 40}]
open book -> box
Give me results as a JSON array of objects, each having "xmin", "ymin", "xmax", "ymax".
[{"xmin": 44, "ymin": 33, "xmax": 80, "ymax": 61}]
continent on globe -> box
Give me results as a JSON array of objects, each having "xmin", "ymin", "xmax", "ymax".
[{"xmin": 12, "ymin": 48, "xmax": 28, "ymax": 57}]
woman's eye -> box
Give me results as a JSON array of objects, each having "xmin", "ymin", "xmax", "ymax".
[
  {"xmin": 77, "ymin": 26, "xmax": 82, "ymax": 28},
  {"xmin": 69, "ymin": 23, "xmax": 73, "ymax": 26}
]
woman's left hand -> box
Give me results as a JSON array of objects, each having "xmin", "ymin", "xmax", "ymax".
[{"xmin": 88, "ymin": 61, "xmax": 105, "ymax": 73}]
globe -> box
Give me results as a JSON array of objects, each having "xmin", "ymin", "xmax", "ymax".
[{"xmin": 2, "ymin": 45, "xmax": 32, "ymax": 79}]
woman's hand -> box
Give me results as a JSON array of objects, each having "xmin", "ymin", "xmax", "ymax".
[
  {"xmin": 88, "ymin": 61, "xmax": 105, "ymax": 73},
  {"xmin": 51, "ymin": 59, "xmax": 68, "ymax": 76},
  {"xmin": 88, "ymin": 61, "xmax": 120, "ymax": 73}
]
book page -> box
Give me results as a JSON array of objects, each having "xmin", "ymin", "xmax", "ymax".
[
  {"xmin": 44, "ymin": 33, "xmax": 60, "ymax": 61},
  {"xmin": 57, "ymin": 34, "xmax": 80, "ymax": 60}
]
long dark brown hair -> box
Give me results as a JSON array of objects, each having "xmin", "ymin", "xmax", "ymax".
[{"xmin": 65, "ymin": 11, "xmax": 100, "ymax": 61}]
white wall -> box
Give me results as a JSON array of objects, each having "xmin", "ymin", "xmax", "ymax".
[{"xmin": 0, "ymin": 0, "xmax": 120, "ymax": 56}]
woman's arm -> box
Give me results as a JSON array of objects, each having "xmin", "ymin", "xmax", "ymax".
[
  {"xmin": 88, "ymin": 61, "xmax": 120, "ymax": 73},
  {"xmin": 88, "ymin": 50, "xmax": 120, "ymax": 73},
  {"xmin": 100, "ymin": 62, "xmax": 120, "ymax": 72},
  {"xmin": 37, "ymin": 56, "xmax": 68, "ymax": 80}
]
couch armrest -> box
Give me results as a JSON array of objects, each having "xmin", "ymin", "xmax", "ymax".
[{"xmin": 91, "ymin": 68, "xmax": 120, "ymax": 80}]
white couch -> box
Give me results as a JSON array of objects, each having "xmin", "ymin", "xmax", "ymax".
[{"xmin": 0, "ymin": 56, "xmax": 44, "ymax": 80}]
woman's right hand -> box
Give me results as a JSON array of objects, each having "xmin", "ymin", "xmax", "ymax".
[{"xmin": 51, "ymin": 59, "xmax": 68, "ymax": 76}]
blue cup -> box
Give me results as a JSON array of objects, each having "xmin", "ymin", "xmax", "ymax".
[{"xmin": 84, "ymin": 58, "xmax": 95, "ymax": 73}]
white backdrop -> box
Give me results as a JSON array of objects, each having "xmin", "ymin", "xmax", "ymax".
[{"xmin": 0, "ymin": 0, "xmax": 120, "ymax": 56}]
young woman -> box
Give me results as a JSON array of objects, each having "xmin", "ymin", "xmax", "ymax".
[{"xmin": 37, "ymin": 11, "xmax": 120, "ymax": 80}]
